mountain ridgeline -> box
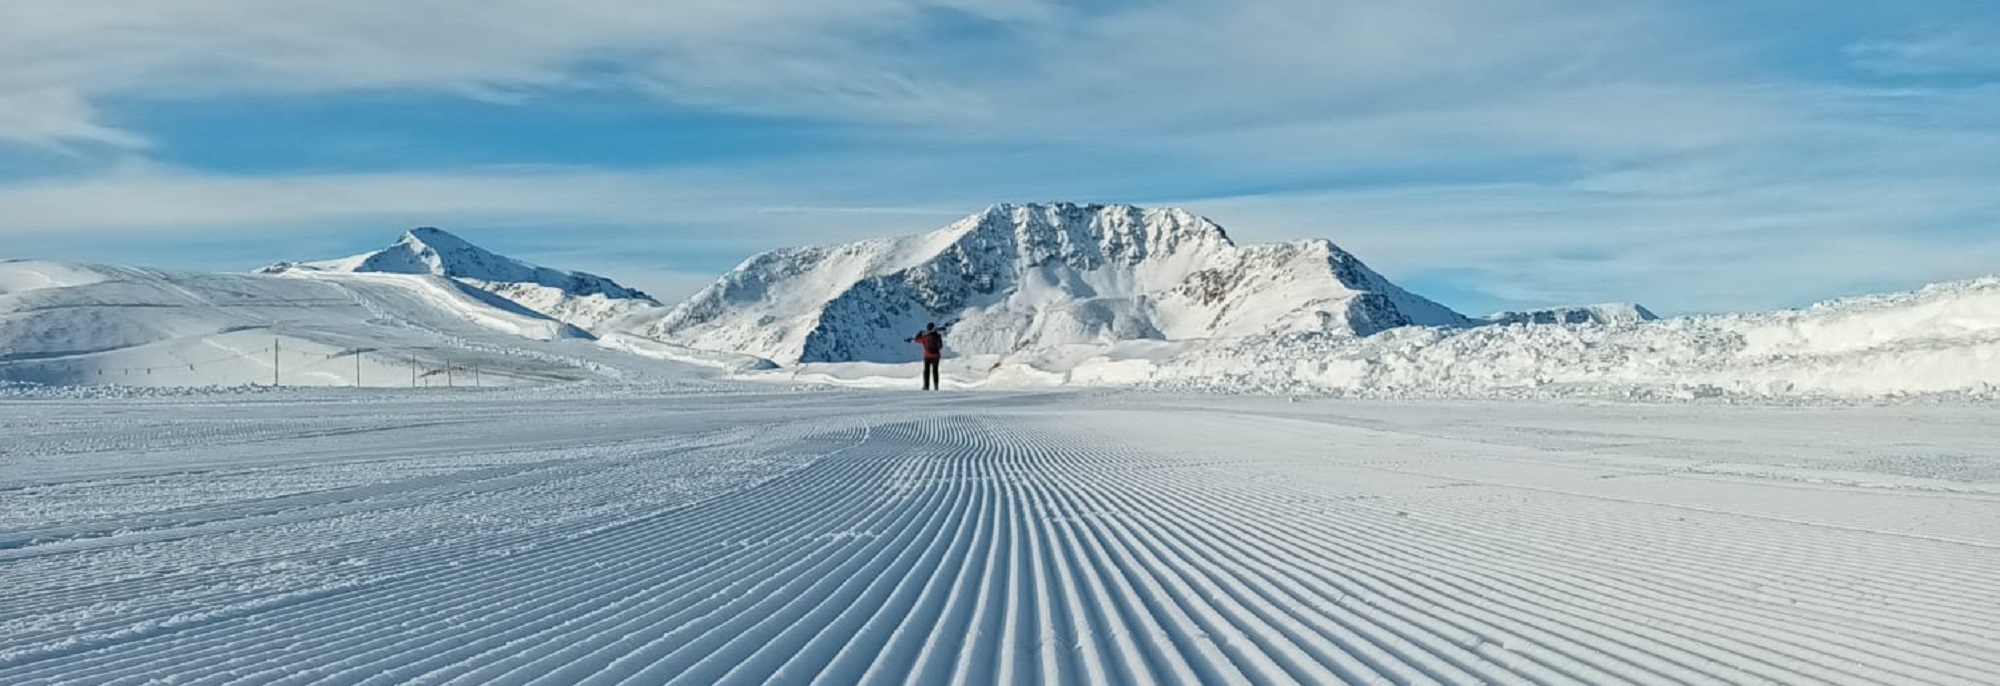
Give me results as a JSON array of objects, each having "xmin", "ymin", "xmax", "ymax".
[
  {"xmin": 260, "ymin": 227, "xmax": 660, "ymax": 333},
  {"xmin": 259, "ymin": 204, "xmax": 1657, "ymax": 365},
  {"xmin": 640, "ymin": 203, "xmax": 1482, "ymax": 364}
]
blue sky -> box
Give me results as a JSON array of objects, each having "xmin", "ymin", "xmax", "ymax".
[{"xmin": 3, "ymin": 0, "xmax": 1998, "ymax": 315}]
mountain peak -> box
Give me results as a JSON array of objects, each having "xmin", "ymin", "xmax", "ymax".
[
  {"xmin": 359, "ymin": 226, "xmax": 512, "ymax": 277},
  {"xmin": 964, "ymin": 203, "xmax": 1233, "ymax": 245},
  {"xmin": 258, "ymin": 227, "xmax": 659, "ymax": 331},
  {"xmin": 647, "ymin": 203, "xmax": 1466, "ymax": 364},
  {"xmin": 399, "ymin": 226, "xmax": 473, "ymax": 250},
  {"xmin": 934, "ymin": 203, "xmax": 1237, "ymax": 277}
]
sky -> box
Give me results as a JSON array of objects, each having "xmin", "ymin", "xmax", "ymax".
[{"xmin": 3, "ymin": 0, "xmax": 1998, "ymax": 316}]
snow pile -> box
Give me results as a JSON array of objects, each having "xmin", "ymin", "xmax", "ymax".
[
  {"xmin": 639, "ymin": 203, "xmax": 1468, "ymax": 364},
  {"xmin": 261, "ymin": 227, "xmax": 660, "ymax": 332},
  {"xmin": 742, "ymin": 276, "xmax": 2000, "ymax": 400}
]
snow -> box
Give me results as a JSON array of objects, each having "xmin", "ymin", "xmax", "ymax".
[
  {"xmin": 10, "ymin": 210, "xmax": 2000, "ymax": 683},
  {"xmin": 637, "ymin": 203, "xmax": 1470, "ymax": 365},
  {"xmin": 10, "ymin": 209, "xmax": 2000, "ymax": 403},
  {"xmin": 0, "ymin": 260, "xmax": 110, "ymax": 295},
  {"xmin": 752, "ymin": 275, "xmax": 2000, "ymax": 401},
  {"xmin": 1483, "ymin": 302, "xmax": 1659, "ymax": 326},
  {"xmin": 2, "ymin": 388, "xmax": 1995, "ymax": 684},
  {"xmin": 595, "ymin": 332, "xmax": 779, "ymax": 373},
  {"xmin": 0, "ymin": 261, "xmax": 713, "ymax": 388},
  {"xmin": 261, "ymin": 227, "xmax": 662, "ymax": 332}
]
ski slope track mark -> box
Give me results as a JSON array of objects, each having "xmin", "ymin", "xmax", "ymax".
[{"xmin": 1, "ymin": 392, "xmax": 1995, "ymax": 685}]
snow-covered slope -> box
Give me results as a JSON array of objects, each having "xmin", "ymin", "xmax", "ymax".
[
  {"xmin": 1483, "ymin": 303, "xmax": 1659, "ymax": 326},
  {"xmin": 639, "ymin": 203, "xmax": 1470, "ymax": 364},
  {"xmin": 261, "ymin": 228, "xmax": 660, "ymax": 332},
  {"xmin": 0, "ymin": 260, "xmax": 702, "ymax": 388},
  {"xmin": 874, "ymin": 274, "xmax": 1999, "ymax": 399}
]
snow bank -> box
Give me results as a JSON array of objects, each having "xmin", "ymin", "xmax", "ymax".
[
  {"xmin": 596, "ymin": 333, "xmax": 778, "ymax": 373},
  {"xmin": 748, "ymin": 276, "xmax": 2000, "ymax": 401},
  {"xmin": 1146, "ymin": 276, "xmax": 2000, "ymax": 399}
]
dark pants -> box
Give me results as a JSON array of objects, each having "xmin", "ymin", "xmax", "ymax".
[{"xmin": 922, "ymin": 358, "xmax": 940, "ymax": 390}]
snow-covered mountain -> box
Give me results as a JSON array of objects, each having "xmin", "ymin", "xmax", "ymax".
[
  {"xmin": 0, "ymin": 259, "xmax": 704, "ymax": 388},
  {"xmin": 260, "ymin": 228, "xmax": 660, "ymax": 332},
  {"xmin": 1483, "ymin": 303, "xmax": 1660, "ymax": 327},
  {"xmin": 638, "ymin": 203, "xmax": 1470, "ymax": 364}
]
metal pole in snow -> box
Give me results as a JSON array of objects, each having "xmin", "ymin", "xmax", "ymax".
[
  {"xmin": 273, "ymin": 339, "xmax": 280, "ymax": 387},
  {"xmin": 356, "ymin": 349, "xmax": 362, "ymax": 387},
  {"xmin": 446, "ymin": 357, "xmax": 453, "ymax": 388},
  {"xmin": 411, "ymin": 354, "xmax": 417, "ymax": 387}
]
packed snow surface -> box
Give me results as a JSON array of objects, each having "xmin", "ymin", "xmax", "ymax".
[
  {"xmin": 2, "ymin": 388, "xmax": 1995, "ymax": 685},
  {"xmin": 641, "ymin": 203, "xmax": 1469, "ymax": 364}
]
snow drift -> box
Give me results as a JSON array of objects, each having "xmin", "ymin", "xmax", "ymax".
[{"xmin": 639, "ymin": 203, "xmax": 1469, "ymax": 364}]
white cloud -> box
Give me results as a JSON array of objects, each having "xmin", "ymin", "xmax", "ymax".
[{"xmin": 0, "ymin": 89, "xmax": 148, "ymax": 150}]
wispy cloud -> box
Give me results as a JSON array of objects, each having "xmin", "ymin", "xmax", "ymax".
[
  {"xmin": 0, "ymin": 163, "xmax": 952, "ymax": 241},
  {"xmin": 0, "ymin": 0, "xmax": 1061, "ymax": 148},
  {"xmin": 0, "ymin": 89, "xmax": 149, "ymax": 150},
  {"xmin": 1186, "ymin": 162, "xmax": 2000, "ymax": 315},
  {"xmin": 1849, "ymin": 24, "xmax": 2000, "ymax": 76}
]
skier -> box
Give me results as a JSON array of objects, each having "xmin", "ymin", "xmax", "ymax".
[{"xmin": 910, "ymin": 322, "xmax": 946, "ymax": 391}]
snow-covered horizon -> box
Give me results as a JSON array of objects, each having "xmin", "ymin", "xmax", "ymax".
[{"xmin": 5, "ymin": 203, "xmax": 2000, "ymax": 402}]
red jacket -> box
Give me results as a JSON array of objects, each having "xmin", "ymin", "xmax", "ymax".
[{"xmin": 915, "ymin": 331, "xmax": 944, "ymax": 361}]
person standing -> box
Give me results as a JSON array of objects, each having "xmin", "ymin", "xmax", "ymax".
[{"xmin": 911, "ymin": 322, "xmax": 945, "ymax": 390}]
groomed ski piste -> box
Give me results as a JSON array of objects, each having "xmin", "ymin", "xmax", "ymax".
[
  {"xmin": 5, "ymin": 226, "xmax": 2000, "ymax": 684},
  {"xmin": 3, "ymin": 386, "xmax": 1997, "ymax": 685}
]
